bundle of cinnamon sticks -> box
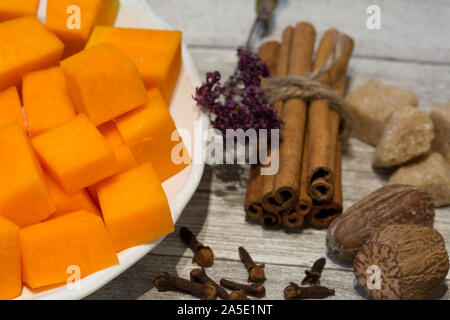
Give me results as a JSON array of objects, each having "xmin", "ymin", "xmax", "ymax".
[{"xmin": 245, "ymin": 22, "xmax": 354, "ymax": 229}]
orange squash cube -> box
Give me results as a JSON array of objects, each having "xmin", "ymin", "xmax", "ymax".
[
  {"xmin": 46, "ymin": 0, "xmax": 119, "ymax": 57},
  {"xmin": 23, "ymin": 67, "xmax": 76, "ymax": 137},
  {"xmin": 0, "ymin": 0, "xmax": 40, "ymax": 22},
  {"xmin": 97, "ymin": 163, "xmax": 174, "ymax": 252},
  {"xmin": 0, "ymin": 86, "xmax": 26, "ymax": 132},
  {"xmin": 86, "ymin": 26, "xmax": 182, "ymax": 103},
  {"xmin": 98, "ymin": 121, "xmax": 137, "ymax": 174},
  {"xmin": 45, "ymin": 173, "xmax": 100, "ymax": 219},
  {"xmin": 31, "ymin": 114, "xmax": 119, "ymax": 194},
  {"xmin": 0, "ymin": 17, "xmax": 64, "ymax": 92},
  {"xmin": 0, "ymin": 217, "xmax": 21, "ymax": 300},
  {"xmin": 115, "ymin": 88, "xmax": 190, "ymax": 182},
  {"xmin": 0, "ymin": 122, "xmax": 55, "ymax": 228},
  {"xmin": 60, "ymin": 43, "xmax": 148, "ymax": 126},
  {"xmin": 83, "ymin": 121, "xmax": 137, "ymax": 207},
  {"xmin": 20, "ymin": 210, "xmax": 118, "ymax": 289}
]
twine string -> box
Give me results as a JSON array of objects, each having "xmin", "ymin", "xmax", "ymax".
[{"xmin": 262, "ymin": 32, "xmax": 353, "ymax": 141}]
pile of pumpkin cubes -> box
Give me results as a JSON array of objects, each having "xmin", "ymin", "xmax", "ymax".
[{"xmin": 0, "ymin": 0, "xmax": 190, "ymax": 299}]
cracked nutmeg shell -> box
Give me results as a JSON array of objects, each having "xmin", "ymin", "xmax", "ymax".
[
  {"xmin": 354, "ymin": 224, "xmax": 449, "ymax": 300},
  {"xmin": 326, "ymin": 184, "xmax": 435, "ymax": 262}
]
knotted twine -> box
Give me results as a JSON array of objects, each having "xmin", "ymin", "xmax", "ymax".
[{"xmin": 262, "ymin": 32, "xmax": 353, "ymax": 142}]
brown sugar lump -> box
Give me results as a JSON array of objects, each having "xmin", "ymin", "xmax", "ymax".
[
  {"xmin": 372, "ymin": 106, "xmax": 433, "ymax": 168},
  {"xmin": 389, "ymin": 152, "xmax": 450, "ymax": 207},
  {"xmin": 430, "ymin": 103, "xmax": 450, "ymax": 163},
  {"xmin": 346, "ymin": 80, "xmax": 418, "ymax": 145}
]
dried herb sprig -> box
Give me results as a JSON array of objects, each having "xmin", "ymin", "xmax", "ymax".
[
  {"xmin": 194, "ymin": 0, "xmax": 282, "ymax": 142},
  {"xmin": 194, "ymin": 49, "xmax": 282, "ymax": 140},
  {"xmin": 247, "ymin": 0, "xmax": 279, "ymax": 48}
]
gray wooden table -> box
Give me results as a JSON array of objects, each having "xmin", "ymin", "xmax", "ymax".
[{"xmin": 87, "ymin": 0, "xmax": 450, "ymax": 300}]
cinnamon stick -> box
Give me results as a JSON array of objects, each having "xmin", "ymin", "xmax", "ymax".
[
  {"xmin": 260, "ymin": 210, "xmax": 282, "ymax": 228},
  {"xmin": 307, "ymin": 32, "xmax": 353, "ymax": 228},
  {"xmin": 307, "ymin": 140, "xmax": 343, "ymax": 228},
  {"xmin": 307, "ymin": 30, "xmax": 353, "ymax": 202},
  {"xmin": 259, "ymin": 26, "xmax": 293, "ymax": 216},
  {"xmin": 282, "ymin": 128, "xmax": 313, "ymax": 229},
  {"xmin": 244, "ymin": 41, "xmax": 280, "ymax": 223},
  {"xmin": 261, "ymin": 22, "xmax": 316, "ymax": 214}
]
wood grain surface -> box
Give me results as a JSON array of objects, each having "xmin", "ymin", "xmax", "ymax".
[{"xmin": 87, "ymin": 0, "xmax": 450, "ymax": 300}]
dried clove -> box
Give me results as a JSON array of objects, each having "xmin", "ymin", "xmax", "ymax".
[
  {"xmin": 228, "ymin": 289, "xmax": 251, "ymax": 300},
  {"xmin": 238, "ymin": 246, "xmax": 266, "ymax": 283},
  {"xmin": 301, "ymin": 257, "xmax": 326, "ymax": 286},
  {"xmin": 220, "ymin": 278, "xmax": 266, "ymax": 298},
  {"xmin": 154, "ymin": 273, "xmax": 217, "ymax": 300},
  {"xmin": 284, "ymin": 282, "xmax": 335, "ymax": 300},
  {"xmin": 190, "ymin": 268, "xmax": 229, "ymax": 300},
  {"xmin": 180, "ymin": 227, "xmax": 214, "ymax": 267}
]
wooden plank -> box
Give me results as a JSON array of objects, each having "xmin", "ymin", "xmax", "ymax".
[
  {"xmin": 148, "ymin": 159, "xmax": 450, "ymax": 269},
  {"xmin": 190, "ymin": 47, "xmax": 450, "ymax": 111},
  {"xmin": 89, "ymin": 45, "xmax": 450, "ymax": 300},
  {"xmin": 88, "ymin": 15, "xmax": 450, "ymax": 297},
  {"xmin": 148, "ymin": 0, "xmax": 450, "ymax": 64},
  {"xmin": 87, "ymin": 254, "xmax": 449, "ymax": 300}
]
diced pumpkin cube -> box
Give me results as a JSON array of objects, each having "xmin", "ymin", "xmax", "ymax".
[
  {"xmin": 20, "ymin": 210, "xmax": 118, "ymax": 289},
  {"xmin": 31, "ymin": 114, "xmax": 119, "ymax": 194},
  {"xmin": 97, "ymin": 163, "xmax": 173, "ymax": 252},
  {"xmin": 98, "ymin": 122, "xmax": 137, "ymax": 173},
  {"xmin": 46, "ymin": 0, "xmax": 119, "ymax": 57},
  {"xmin": 115, "ymin": 88, "xmax": 190, "ymax": 182},
  {"xmin": 86, "ymin": 26, "xmax": 182, "ymax": 103},
  {"xmin": 45, "ymin": 172, "xmax": 100, "ymax": 219},
  {"xmin": 64, "ymin": 121, "xmax": 133, "ymax": 211},
  {"xmin": 0, "ymin": 86, "xmax": 26, "ymax": 132},
  {"xmin": 87, "ymin": 185, "xmax": 100, "ymax": 207},
  {"xmin": 0, "ymin": 17, "xmax": 64, "ymax": 92},
  {"xmin": 97, "ymin": 0, "xmax": 120, "ymax": 26},
  {"xmin": 23, "ymin": 67, "xmax": 76, "ymax": 137},
  {"xmin": 60, "ymin": 43, "xmax": 148, "ymax": 126},
  {"xmin": 0, "ymin": 217, "xmax": 21, "ymax": 300},
  {"xmin": 0, "ymin": 0, "xmax": 40, "ymax": 22},
  {"xmin": 0, "ymin": 122, "xmax": 55, "ymax": 228}
]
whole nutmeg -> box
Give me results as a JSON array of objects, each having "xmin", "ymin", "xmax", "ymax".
[
  {"xmin": 354, "ymin": 224, "xmax": 449, "ymax": 300},
  {"xmin": 326, "ymin": 184, "xmax": 434, "ymax": 262}
]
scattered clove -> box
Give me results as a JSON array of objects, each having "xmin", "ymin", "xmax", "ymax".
[
  {"xmin": 180, "ymin": 227, "xmax": 214, "ymax": 267},
  {"xmin": 228, "ymin": 289, "xmax": 251, "ymax": 300},
  {"xmin": 154, "ymin": 273, "xmax": 217, "ymax": 300},
  {"xmin": 238, "ymin": 246, "xmax": 266, "ymax": 283},
  {"xmin": 301, "ymin": 257, "xmax": 326, "ymax": 286},
  {"xmin": 190, "ymin": 268, "xmax": 229, "ymax": 300},
  {"xmin": 284, "ymin": 282, "xmax": 335, "ymax": 300},
  {"xmin": 220, "ymin": 278, "xmax": 266, "ymax": 298}
]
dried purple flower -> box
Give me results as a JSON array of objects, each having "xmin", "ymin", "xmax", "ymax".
[{"xmin": 194, "ymin": 47, "xmax": 283, "ymax": 141}]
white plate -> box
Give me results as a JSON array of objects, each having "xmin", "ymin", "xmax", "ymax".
[{"xmin": 16, "ymin": 0, "xmax": 208, "ymax": 300}]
